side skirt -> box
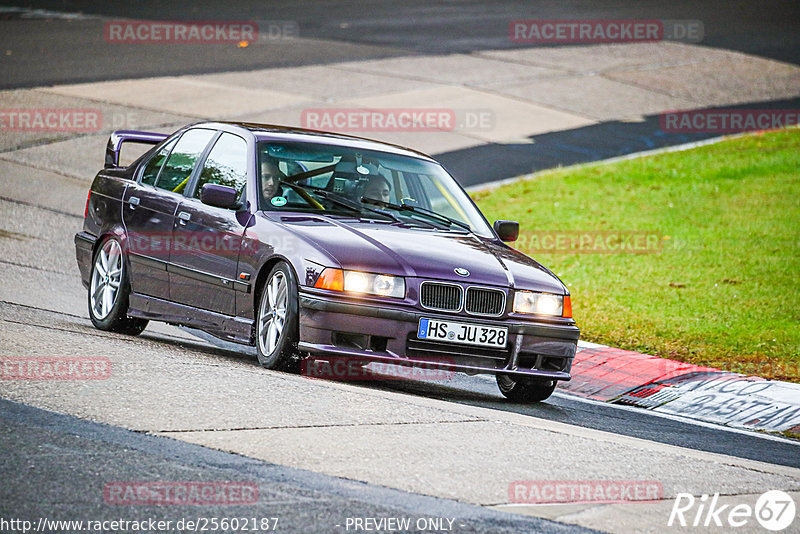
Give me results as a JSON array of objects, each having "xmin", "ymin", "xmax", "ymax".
[{"xmin": 128, "ymin": 293, "xmax": 254, "ymax": 345}]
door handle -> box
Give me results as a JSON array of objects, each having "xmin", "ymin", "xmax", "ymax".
[
  {"xmin": 129, "ymin": 196, "xmax": 140, "ymax": 208},
  {"xmin": 178, "ymin": 211, "xmax": 191, "ymax": 224}
]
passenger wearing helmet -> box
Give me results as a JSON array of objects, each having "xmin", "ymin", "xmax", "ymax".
[{"xmin": 363, "ymin": 175, "xmax": 392, "ymax": 203}]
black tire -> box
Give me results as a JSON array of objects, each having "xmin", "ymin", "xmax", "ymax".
[
  {"xmin": 88, "ymin": 237, "xmax": 148, "ymax": 335},
  {"xmin": 255, "ymin": 262, "xmax": 299, "ymax": 371},
  {"xmin": 496, "ymin": 374, "xmax": 557, "ymax": 403}
]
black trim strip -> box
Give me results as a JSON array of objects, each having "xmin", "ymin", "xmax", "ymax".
[
  {"xmin": 509, "ymin": 322, "xmax": 580, "ymax": 340},
  {"xmin": 298, "ymin": 342, "xmax": 572, "ymax": 381},
  {"xmin": 74, "ymin": 231, "xmax": 96, "ymax": 248},
  {"xmin": 129, "ymin": 253, "xmax": 251, "ymax": 293},
  {"xmin": 299, "ymin": 294, "xmax": 580, "ymax": 341},
  {"xmin": 300, "ymin": 294, "xmax": 417, "ymax": 322},
  {"xmin": 128, "ymin": 293, "xmax": 252, "ymax": 344},
  {"xmin": 129, "ymin": 253, "xmax": 167, "ymax": 270}
]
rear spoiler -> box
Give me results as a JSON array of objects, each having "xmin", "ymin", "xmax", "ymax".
[{"xmin": 105, "ymin": 130, "xmax": 169, "ymax": 168}]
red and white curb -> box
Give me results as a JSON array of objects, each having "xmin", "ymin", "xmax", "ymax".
[{"xmin": 558, "ymin": 341, "xmax": 800, "ymax": 434}]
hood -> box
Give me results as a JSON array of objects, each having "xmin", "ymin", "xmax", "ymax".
[{"xmin": 272, "ymin": 214, "xmax": 566, "ymax": 293}]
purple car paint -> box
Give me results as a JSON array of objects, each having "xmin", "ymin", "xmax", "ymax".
[{"xmin": 76, "ymin": 122, "xmax": 579, "ymax": 402}]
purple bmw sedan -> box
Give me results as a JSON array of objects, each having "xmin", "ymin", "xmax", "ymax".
[{"xmin": 75, "ymin": 122, "xmax": 579, "ymax": 402}]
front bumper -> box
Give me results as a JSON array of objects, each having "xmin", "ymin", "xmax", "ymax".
[{"xmin": 298, "ymin": 292, "xmax": 579, "ymax": 381}]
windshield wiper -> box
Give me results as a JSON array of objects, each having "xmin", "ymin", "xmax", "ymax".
[
  {"xmin": 360, "ymin": 197, "xmax": 472, "ymax": 232},
  {"xmin": 279, "ymin": 182, "xmax": 401, "ymax": 223}
]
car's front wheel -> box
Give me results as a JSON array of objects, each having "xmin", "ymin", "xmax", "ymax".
[
  {"xmin": 496, "ymin": 374, "xmax": 557, "ymax": 403},
  {"xmin": 88, "ymin": 237, "xmax": 148, "ymax": 335},
  {"xmin": 256, "ymin": 262, "xmax": 299, "ymax": 370}
]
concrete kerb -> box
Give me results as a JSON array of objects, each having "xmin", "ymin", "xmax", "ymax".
[{"xmin": 562, "ymin": 341, "xmax": 800, "ymax": 435}]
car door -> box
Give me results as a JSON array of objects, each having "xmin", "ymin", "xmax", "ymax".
[
  {"xmin": 122, "ymin": 136, "xmax": 178, "ymax": 298},
  {"xmin": 123, "ymin": 129, "xmax": 217, "ymax": 299},
  {"xmin": 169, "ymin": 131, "xmax": 251, "ymax": 316}
]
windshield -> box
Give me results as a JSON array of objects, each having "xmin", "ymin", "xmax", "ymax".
[{"xmin": 256, "ymin": 141, "xmax": 494, "ymax": 237}]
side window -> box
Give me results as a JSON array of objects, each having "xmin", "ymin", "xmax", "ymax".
[
  {"xmin": 194, "ymin": 133, "xmax": 248, "ymax": 201},
  {"xmin": 140, "ymin": 137, "xmax": 177, "ymax": 186},
  {"xmin": 154, "ymin": 129, "xmax": 216, "ymax": 193}
]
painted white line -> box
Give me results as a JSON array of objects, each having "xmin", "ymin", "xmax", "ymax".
[
  {"xmin": 581, "ymin": 133, "xmax": 751, "ymax": 165},
  {"xmin": 471, "ymin": 372, "xmax": 798, "ymax": 444},
  {"xmin": 466, "ymin": 133, "xmax": 749, "ymax": 193},
  {"xmin": 550, "ymin": 390, "xmax": 800, "ymax": 446},
  {"xmin": 577, "ymin": 340, "xmax": 607, "ymax": 349},
  {"xmin": 0, "ymin": 7, "xmax": 98, "ymax": 20}
]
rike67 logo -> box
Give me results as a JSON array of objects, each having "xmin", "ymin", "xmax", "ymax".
[{"xmin": 669, "ymin": 490, "xmax": 796, "ymax": 531}]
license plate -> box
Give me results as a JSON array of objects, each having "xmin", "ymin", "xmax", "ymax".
[{"xmin": 417, "ymin": 318, "xmax": 507, "ymax": 349}]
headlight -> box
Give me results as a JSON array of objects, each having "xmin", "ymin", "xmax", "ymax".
[
  {"xmin": 513, "ymin": 291, "xmax": 564, "ymax": 316},
  {"xmin": 344, "ymin": 271, "xmax": 405, "ymax": 298},
  {"xmin": 315, "ymin": 268, "xmax": 405, "ymax": 298}
]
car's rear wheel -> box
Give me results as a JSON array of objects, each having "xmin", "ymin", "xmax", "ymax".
[
  {"xmin": 88, "ymin": 237, "xmax": 148, "ymax": 335},
  {"xmin": 256, "ymin": 262, "xmax": 299, "ymax": 370},
  {"xmin": 496, "ymin": 374, "xmax": 557, "ymax": 403}
]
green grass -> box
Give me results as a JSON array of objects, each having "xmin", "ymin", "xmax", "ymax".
[
  {"xmin": 473, "ymin": 129, "xmax": 800, "ymax": 381},
  {"xmin": 781, "ymin": 430, "xmax": 800, "ymax": 441}
]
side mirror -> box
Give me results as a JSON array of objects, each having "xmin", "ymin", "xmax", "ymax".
[
  {"xmin": 200, "ymin": 183, "xmax": 240, "ymax": 210},
  {"xmin": 493, "ymin": 220, "xmax": 519, "ymax": 242}
]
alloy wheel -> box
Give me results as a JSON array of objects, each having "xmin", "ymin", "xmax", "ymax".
[
  {"xmin": 90, "ymin": 239, "xmax": 123, "ymax": 320},
  {"xmin": 258, "ymin": 270, "xmax": 288, "ymax": 355}
]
